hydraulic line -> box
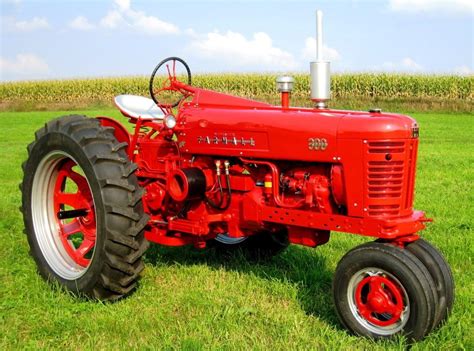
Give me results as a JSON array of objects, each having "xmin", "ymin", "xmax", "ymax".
[
  {"xmin": 220, "ymin": 161, "xmax": 232, "ymax": 211},
  {"xmin": 239, "ymin": 157, "xmax": 304, "ymax": 208},
  {"xmin": 206, "ymin": 160, "xmax": 226, "ymax": 209},
  {"xmin": 205, "ymin": 160, "xmax": 232, "ymax": 210},
  {"xmin": 206, "ymin": 177, "xmax": 225, "ymax": 209}
]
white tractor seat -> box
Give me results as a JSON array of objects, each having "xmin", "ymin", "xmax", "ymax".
[{"xmin": 114, "ymin": 95, "xmax": 164, "ymax": 120}]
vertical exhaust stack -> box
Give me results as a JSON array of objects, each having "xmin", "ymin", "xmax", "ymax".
[{"xmin": 310, "ymin": 10, "xmax": 331, "ymax": 109}]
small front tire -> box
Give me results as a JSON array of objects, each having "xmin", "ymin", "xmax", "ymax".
[
  {"xmin": 333, "ymin": 242, "xmax": 438, "ymax": 341},
  {"xmin": 406, "ymin": 238, "xmax": 454, "ymax": 328}
]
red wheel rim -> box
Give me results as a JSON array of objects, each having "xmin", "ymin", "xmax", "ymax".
[
  {"xmin": 53, "ymin": 159, "xmax": 96, "ymax": 268},
  {"xmin": 355, "ymin": 275, "xmax": 405, "ymax": 327}
]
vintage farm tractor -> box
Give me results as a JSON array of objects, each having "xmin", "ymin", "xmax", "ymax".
[{"xmin": 20, "ymin": 12, "xmax": 453, "ymax": 341}]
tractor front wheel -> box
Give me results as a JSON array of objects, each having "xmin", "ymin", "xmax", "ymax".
[
  {"xmin": 21, "ymin": 115, "xmax": 149, "ymax": 300},
  {"xmin": 333, "ymin": 242, "xmax": 438, "ymax": 341},
  {"xmin": 405, "ymin": 239, "xmax": 454, "ymax": 328}
]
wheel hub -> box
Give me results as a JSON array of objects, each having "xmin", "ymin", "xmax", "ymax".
[
  {"xmin": 54, "ymin": 159, "xmax": 96, "ymax": 268},
  {"xmin": 31, "ymin": 151, "xmax": 97, "ymax": 279},
  {"xmin": 347, "ymin": 267, "xmax": 409, "ymax": 335},
  {"xmin": 366, "ymin": 291, "xmax": 387, "ymax": 313},
  {"xmin": 355, "ymin": 274, "xmax": 404, "ymax": 327}
]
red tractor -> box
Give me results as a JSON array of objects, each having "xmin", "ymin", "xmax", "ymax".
[{"xmin": 20, "ymin": 12, "xmax": 453, "ymax": 342}]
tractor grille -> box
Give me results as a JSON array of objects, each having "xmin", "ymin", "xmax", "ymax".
[{"xmin": 365, "ymin": 140, "xmax": 418, "ymax": 217}]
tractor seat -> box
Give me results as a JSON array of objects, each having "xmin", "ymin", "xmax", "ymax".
[{"xmin": 114, "ymin": 95, "xmax": 164, "ymax": 120}]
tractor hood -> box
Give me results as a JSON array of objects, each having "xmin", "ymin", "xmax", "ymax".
[{"xmin": 177, "ymin": 88, "xmax": 418, "ymax": 162}]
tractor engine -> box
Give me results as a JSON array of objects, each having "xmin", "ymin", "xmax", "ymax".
[{"xmin": 123, "ymin": 89, "xmax": 423, "ymax": 250}]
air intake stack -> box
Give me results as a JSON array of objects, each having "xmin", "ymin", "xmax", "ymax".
[{"xmin": 310, "ymin": 10, "xmax": 331, "ymax": 109}]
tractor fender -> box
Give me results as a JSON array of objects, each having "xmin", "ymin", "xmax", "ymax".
[{"xmin": 96, "ymin": 116, "xmax": 131, "ymax": 152}]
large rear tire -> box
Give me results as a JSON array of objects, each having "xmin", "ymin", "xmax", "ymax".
[
  {"xmin": 333, "ymin": 242, "xmax": 438, "ymax": 341},
  {"xmin": 21, "ymin": 115, "xmax": 149, "ymax": 300}
]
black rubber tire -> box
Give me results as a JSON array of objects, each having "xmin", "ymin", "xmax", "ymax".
[
  {"xmin": 212, "ymin": 229, "xmax": 289, "ymax": 260},
  {"xmin": 20, "ymin": 115, "xmax": 149, "ymax": 300},
  {"xmin": 406, "ymin": 239, "xmax": 454, "ymax": 328},
  {"xmin": 333, "ymin": 242, "xmax": 438, "ymax": 341}
]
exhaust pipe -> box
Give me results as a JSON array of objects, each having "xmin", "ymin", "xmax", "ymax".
[{"xmin": 310, "ymin": 10, "xmax": 330, "ymax": 109}]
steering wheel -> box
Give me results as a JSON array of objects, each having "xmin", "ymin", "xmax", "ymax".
[{"xmin": 149, "ymin": 57, "xmax": 192, "ymax": 109}]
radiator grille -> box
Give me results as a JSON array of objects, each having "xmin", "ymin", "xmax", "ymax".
[
  {"xmin": 366, "ymin": 141, "xmax": 407, "ymax": 217},
  {"xmin": 367, "ymin": 141, "xmax": 405, "ymax": 154}
]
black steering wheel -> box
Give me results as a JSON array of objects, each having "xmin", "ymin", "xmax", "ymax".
[{"xmin": 149, "ymin": 57, "xmax": 192, "ymax": 109}]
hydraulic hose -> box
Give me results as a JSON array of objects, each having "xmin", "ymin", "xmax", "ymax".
[
  {"xmin": 239, "ymin": 157, "xmax": 304, "ymax": 208},
  {"xmin": 205, "ymin": 160, "xmax": 232, "ymax": 211}
]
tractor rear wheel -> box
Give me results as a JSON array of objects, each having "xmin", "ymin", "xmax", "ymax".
[
  {"xmin": 213, "ymin": 229, "xmax": 289, "ymax": 260},
  {"xmin": 20, "ymin": 115, "xmax": 149, "ymax": 300},
  {"xmin": 333, "ymin": 242, "xmax": 438, "ymax": 341},
  {"xmin": 406, "ymin": 239, "xmax": 454, "ymax": 328}
]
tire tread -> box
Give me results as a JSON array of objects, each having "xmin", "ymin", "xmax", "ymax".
[{"xmin": 20, "ymin": 114, "xmax": 148, "ymax": 301}]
